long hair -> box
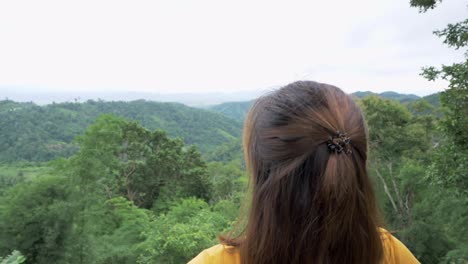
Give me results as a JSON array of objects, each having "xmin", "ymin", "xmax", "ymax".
[{"xmin": 221, "ymin": 81, "xmax": 384, "ymax": 264}]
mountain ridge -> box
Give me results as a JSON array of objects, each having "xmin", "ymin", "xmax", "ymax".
[
  {"xmin": 0, "ymin": 99, "xmax": 242, "ymax": 163},
  {"xmin": 208, "ymin": 91, "xmax": 440, "ymax": 121}
]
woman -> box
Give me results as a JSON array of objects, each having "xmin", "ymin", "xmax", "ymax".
[{"xmin": 189, "ymin": 81, "xmax": 420, "ymax": 264}]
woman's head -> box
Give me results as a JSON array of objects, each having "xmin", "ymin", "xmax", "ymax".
[{"xmin": 224, "ymin": 81, "xmax": 383, "ymax": 264}]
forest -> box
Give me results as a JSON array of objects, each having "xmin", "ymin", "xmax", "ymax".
[
  {"xmin": 0, "ymin": 87, "xmax": 466, "ymax": 264},
  {"xmin": 1, "ymin": 0, "xmax": 467, "ymax": 263}
]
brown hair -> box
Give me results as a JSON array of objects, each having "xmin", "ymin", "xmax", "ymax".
[{"xmin": 221, "ymin": 81, "xmax": 384, "ymax": 264}]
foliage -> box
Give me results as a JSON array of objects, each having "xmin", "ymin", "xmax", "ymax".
[
  {"xmin": 0, "ymin": 164, "xmax": 52, "ymax": 196},
  {"xmin": 399, "ymin": 1, "xmax": 467, "ymax": 261},
  {"xmin": 361, "ymin": 97, "xmax": 429, "ymax": 225},
  {"xmin": 207, "ymin": 160, "xmax": 246, "ymax": 202},
  {"xmin": 359, "ymin": 94, "xmax": 468, "ymax": 263},
  {"xmin": 0, "ymin": 99, "xmax": 242, "ymax": 163},
  {"xmin": 422, "ymin": 92, "xmax": 441, "ymax": 108},
  {"xmin": 411, "ymin": 2, "xmax": 468, "ymax": 196},
  {"xmin": 410, "ymin": 0, "xmax": 441, "ymax": 11},
  {"xmin": 92, "ymin": 197, "xmax": 151, "ymax": 264},
  {"xmin": 0, "ymin": 176, "xmax": 72, "ymax": 264},
  {"xmin": 0, "ymin": 100, "xmax": 34, "ymax": 113},
  {"xmin": 65, "ymin": 114, "xmax": 213, "ymax": 209},
  {"xmin": 204, "ymin": 139, "xmax": 244, "ymax": 163},
  {"xmin": 137, "ymin": 198, "xmax": 236, "ymax": 264},
  {"xmin": 209, "ymin": 100, "xmax": 254, "ymax": 122},
  {"xmin": 0, "ymin": 251, "xmax": 26, "ymax": 264}
]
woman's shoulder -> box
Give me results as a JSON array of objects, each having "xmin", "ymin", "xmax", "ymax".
[
  {"xmin": 380, "ymin": 228, "xmax": 420, "ymax": 264},
  {"xmin": 188, "ymin": 244, "xmax": 240, "ymax": 264},
  {"xmin": 188, "ymin": 230, "xmax": 420, "ymax": 264}
]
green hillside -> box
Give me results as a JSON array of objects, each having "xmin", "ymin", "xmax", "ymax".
[
  {"xmin": 204, "ymin": 138, "xmax": 243, "ymax": 163},
  {"xmin": 379, "ymin": 91, "xmax": 420, "ymax": 102},
  {"xmin": 208, "ymin": 100, "xmax": 254, "ymax": 122},
  {"xmin": 351, "ymin": 91, "xmax": 420, "ymax": 102},
  {"xmin": 0, "ymin": 100, "xmax": 35, "ymax": 113},
  {"xmin": 0, "ymin": 99, "xmax": 243, "ymax": 163},
  {"xmin": 210, "ymin": 91, "xmax": 427, "ymax": 122},
  {"xmin": 423, "ymin": 92, "xmax": 441, "ymax": 108}
]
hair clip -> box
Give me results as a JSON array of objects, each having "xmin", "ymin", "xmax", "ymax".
[{"xmin": 327, "ymin": 131, "xmax": 352, "ymax": 155}]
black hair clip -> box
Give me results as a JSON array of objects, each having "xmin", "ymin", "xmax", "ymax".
[{"xmin": 326, "ymin": 131, "xmax": 352, "ymax": 155}]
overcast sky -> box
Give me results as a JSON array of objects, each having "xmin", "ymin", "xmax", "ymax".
[{"xmin": 0, "ymin": 0, "xmax": 465, "ymax": 96}]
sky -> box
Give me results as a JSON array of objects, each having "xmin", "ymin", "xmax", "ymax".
[{"xmin": 0, "ymin": 0, "xmax": 466, "ymax": 97}]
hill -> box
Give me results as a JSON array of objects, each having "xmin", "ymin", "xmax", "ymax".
[
  {"xmin": 0, "ymin": 100, "xmax": 35, "ymax": 113},
  {"xmin": 422, "ymin": 93, "xmax": 441, "ymax": 108},
  {"xmin": 351, "ymin": 91, "xmax": 420, "ymax": 102},
  {"xmin": 0, "ymin": 99, "xmax": 242, "ymax": 163},
  {"xmin": 209, "ymin": 91, "xmax": 426, "ymax": 122},
  {"xmin": 1, "ymin": 89, "xmax": 263, "ymax": 106},
  {"xmin": 208, "ymin": 100, "xmax": 254, "ymax": 122}
]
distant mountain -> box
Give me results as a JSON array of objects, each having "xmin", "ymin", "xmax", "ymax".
[
  {"xmin": 379, "ymin": 91, "xmax": 420, "ymax": 102},
  {"xmin": 422, "ymin": 93, "xmax": 441, "ymax": 108},
  {"xmin": 209, "ymin": 91, "xmax": 434, "ymax": 122},
  {"xmin": 1, "ymin": 86, "xmax": 426, "ymax": 107},
  {"xmin": 1, "ymin": 90, "xmax": 440, "ymax": 163},
  {"xmin": 0, "ymin": 88, "xmax": 264, "ymax": 107},
  {"xmin": 351, "ymin": 91, "xmax": 375, "ymax": 98},
  {"xmin": 0, "ymin": 99, "xmax": 242, "ymax": 163},
  {"xmin": 208, "ymin": 100, "xmax": 254, "ymax": 122},
  {"xmin": 0, "ymin": 100, "xmax": 35, "ymax": 113},
  {"xmin": 351, "ymin": 91, "xmax": 420, "ymax": 102}
]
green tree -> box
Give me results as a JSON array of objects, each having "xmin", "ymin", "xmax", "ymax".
[
  {"xmin": 358, "ymin": 96, "xmax": 458, "ymax": 263},
  {"xmin": 66, "ymin": 114, "xmax": 212, "ymax": 209},
  {"xmin": 0, "ymin": 177, "xmax": 72, "ymax": 264},
  {"xmin": 410, "ymin": 1, "xmax": 468, "ymax": 262},
  {"xmin": 92, "ymin": 197, "xmax": 151, "ymax": 264},
  {"xmin": 56, "ymin": 115, "xmax": 213, "ymax": 263},
  {"xmin": 360, "ymin": 96, "xmax": 430, "ymax": 227},
  {"xmin": 410, "ymin": 0, "xmax": 468, "ymax": 194},
  {"xmin": 207, "ymin": 160, "xmax": 246, "ymax": 202},
  {"xmin": 137, "ymin": 198, "xmax": 235, "ymax": 264}
]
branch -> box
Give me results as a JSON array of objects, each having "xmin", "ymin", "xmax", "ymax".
[
  {"xmin": 123, "ymin": 163, "xmax": 137, "ymax": 202},
  {"xmin": 103, "ymin": 184, "xmax": 113, "ymax": 200},
  {"xmin": 405, "ymin": 189, "xmax": 413, "ymax": 218},
  {"xmin": 375, "ymin": 169, "xmax": 399, "ymax": 214},
  {"xmin": 388, "ymin": 163, "xmax": 404, "ymax": 212}
]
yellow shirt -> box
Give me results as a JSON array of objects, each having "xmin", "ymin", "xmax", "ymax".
[{"xmin": 188, "ymin": 230, "xmax": 420, "ymax": 264}]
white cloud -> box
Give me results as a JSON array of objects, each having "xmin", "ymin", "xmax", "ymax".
[{"xmin": 0, "ymin": 0, "xmax": 465, "ymax": 96}]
